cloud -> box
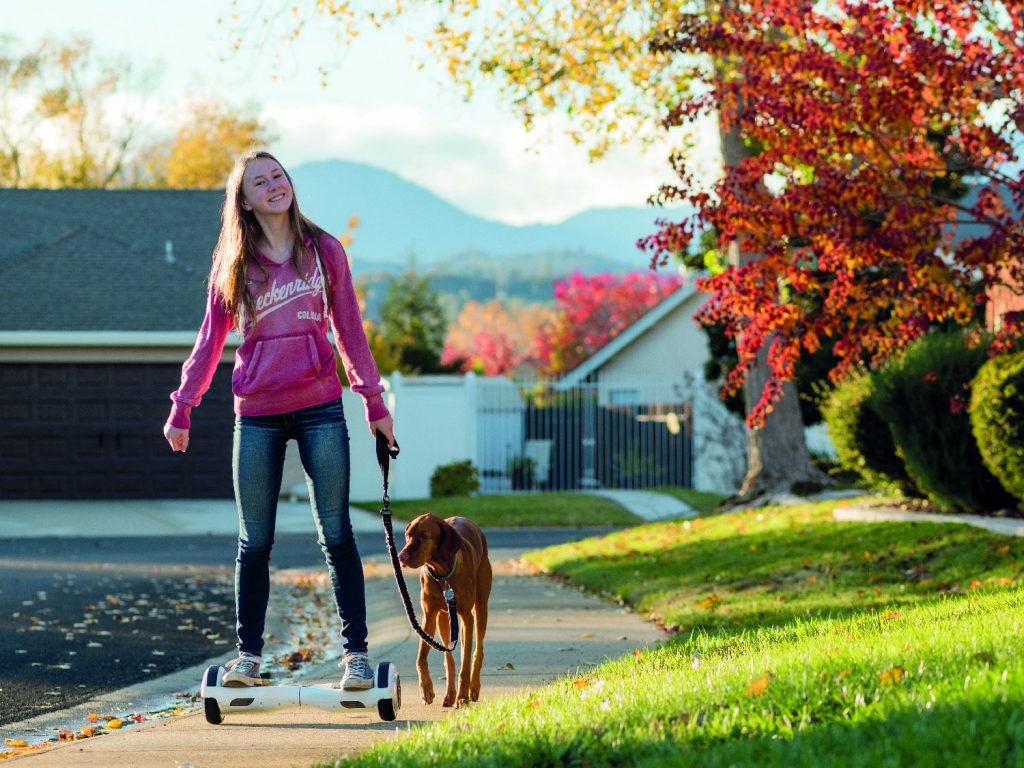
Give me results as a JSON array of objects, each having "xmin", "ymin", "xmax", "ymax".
[{"xmin": 266, "ymin": 101, "xmax": 718, "ymax": 225}]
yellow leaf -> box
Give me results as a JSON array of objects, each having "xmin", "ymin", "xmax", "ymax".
[
  {"xmin": 746, "ymin": 673, "xmax": 771, "ymax": 697},
  {"xmin": 572, "ymin": 677, "xmax": 592, "ymax": 689},
  {"xmin": 3, "ymin": 740, "xmax": 28, "ymax": 748},
  {"xmin": 878, "ymin": 666, "xmax": 905, "ymax": 686},
  {"xmin": 103, "ymin": 719, "xmax": 122, "ymax": 729},
  {"xmin": 697, "ymin": 594, "xmax": 721, "ymax": 611}
]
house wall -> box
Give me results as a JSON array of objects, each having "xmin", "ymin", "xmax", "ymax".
[
  {"xmin": 598, "ymin": 294, "xmax": 709, "ymax": 382},
  {"xmin": 987, "ymin": 265, "xmax": 1024, "ymax": 330}
]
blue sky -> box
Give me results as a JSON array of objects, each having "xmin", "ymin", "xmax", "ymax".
[{"xmin": 9, "ymin": 1, "xmax": 703, "ymax": 225}]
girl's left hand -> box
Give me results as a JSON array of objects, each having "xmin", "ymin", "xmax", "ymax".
[{"xmin": 370, "ymin": 414, "xmax": 396, "ymax": 448}]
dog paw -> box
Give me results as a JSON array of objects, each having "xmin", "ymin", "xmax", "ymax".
[
  {"xmin": 420, "ymin": 685, "xmax": 435, "ymax": 704},
  {"xmin": 455, "ymin": 697, "xmax": 470, "ymax": 709},
  {"xmin": 442, "ymin": 692, "xmax": 456, "ymax": 707}
]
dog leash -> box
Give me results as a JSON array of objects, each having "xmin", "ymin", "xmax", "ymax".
[{"xmin": 375, "ymin": 431, "xmax": 459, "ymax": 653}]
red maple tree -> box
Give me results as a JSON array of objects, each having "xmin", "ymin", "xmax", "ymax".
[
  {"xmin": 642, "ymin": 0, "xmax": 1024, "ymax": 426},
  {"xmin": 441, "ymin": 299, "xmax": 554, "ymax": 376},
  {"xmin": 534, "ymin": 270, "xmax": 684, "ymax": 374}
]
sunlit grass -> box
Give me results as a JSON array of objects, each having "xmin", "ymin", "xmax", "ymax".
[
  {"xmin": 323, "ymin": 499, "xmax": 1024, "ymax": 767},
  {"xmin": 528, "ymin": 498, "xmax": 1024, "ymax": 633}
]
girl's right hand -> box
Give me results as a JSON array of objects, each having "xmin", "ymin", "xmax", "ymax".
[{"xmin": 164, "ymin": 424, "xmax": 190, "ymax": 453}]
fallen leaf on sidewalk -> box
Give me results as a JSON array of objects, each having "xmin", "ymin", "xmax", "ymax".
[{"xmin": 3, "ymin": 740, "xmax": 27, "ymax": 749}]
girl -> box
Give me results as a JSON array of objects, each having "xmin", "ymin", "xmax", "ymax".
[{"xmin": 163, "ymin": 149, "xmax": 395, "ymax": 690}]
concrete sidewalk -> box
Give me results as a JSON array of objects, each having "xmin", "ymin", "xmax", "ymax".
[
  {"xmin": 584, "ymin": 489, "xmax": 696, "ymax": 521},
  {"xmin": 5, "ymin": 546, "xmax": 664, "ymax": 767}
]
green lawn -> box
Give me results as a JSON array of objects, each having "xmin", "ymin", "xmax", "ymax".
[
  {"xmin": 328, "ymin": 497, "xmax": 1024, "ymax": 767},
  {"xmin": 354, "ymin": 492, "xmax": 644, "ymax": 527}
]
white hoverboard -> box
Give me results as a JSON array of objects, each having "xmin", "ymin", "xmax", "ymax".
[{"xmin": 199, "ymin": 661, "xmax": 401, "ymax": 724}]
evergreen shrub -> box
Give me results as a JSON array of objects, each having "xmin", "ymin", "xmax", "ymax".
[
  {"xmin": 870, "ymin": 331, "xmax": 1014, "ymax": 513},
  {"xmin": 429, "ymin": 460, "xmax": 480, "ymax": 497},
  {"xmin": 820, "ymin": 371, "xmax": 919, "ymax": 497},
  {"xmin": 970, "ymin": 350, "xmax": 1024, "ymax": 505}
]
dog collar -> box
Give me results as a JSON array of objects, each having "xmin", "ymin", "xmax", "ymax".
[{"xmin": 425, "ymin": 551, "xmax": 458, "ymax": 583}]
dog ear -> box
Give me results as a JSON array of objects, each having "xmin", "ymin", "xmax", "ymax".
[{"xmin": 436, "ymin": 519, "xmax": 463, "ymax": 564}]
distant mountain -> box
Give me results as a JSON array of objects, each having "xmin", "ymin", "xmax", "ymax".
[{"xmin": 289, "ymin": 159, "xmax": 690, "ymax": 272}]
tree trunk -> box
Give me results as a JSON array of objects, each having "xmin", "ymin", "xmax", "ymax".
[{"xmin": 718, "ymin": 121, "xmax": 827, "ymax": 509}]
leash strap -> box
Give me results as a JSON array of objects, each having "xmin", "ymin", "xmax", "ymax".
[{"xmin": 376, "ymin": 431, "xmax": 459, "ymax": 653}]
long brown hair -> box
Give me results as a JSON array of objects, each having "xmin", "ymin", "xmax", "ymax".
[{"xmin": 209, "ymin": 149, "xmax": 325, "ymax": 328}]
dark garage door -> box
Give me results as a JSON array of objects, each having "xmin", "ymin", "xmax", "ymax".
[{"xmin": 0, "ymin": 363, "xmax": 236, "ymax": 499}]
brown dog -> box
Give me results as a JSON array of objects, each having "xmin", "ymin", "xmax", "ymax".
[{"xmin": 397, "ymin": 513, "xmax": 492, "ymax": 708}]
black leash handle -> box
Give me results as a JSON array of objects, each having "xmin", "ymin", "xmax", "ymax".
[{"xmin": 376, "ymin": 431, "xmax": 459, "ymax": 654}]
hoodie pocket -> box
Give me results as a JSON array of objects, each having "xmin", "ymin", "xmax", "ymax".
[{"xmin": 236, "ymin": 334, "xmax": 323, "ymax": 397}]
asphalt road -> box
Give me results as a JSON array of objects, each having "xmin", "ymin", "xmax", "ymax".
[{"xmin": 0, "ymin": 527, "xmax": 611, "ymax": 728}]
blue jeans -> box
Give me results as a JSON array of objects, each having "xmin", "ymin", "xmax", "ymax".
[{"xmin": 232, "ymin": 397, "xmax": 367, "ymax": 657}]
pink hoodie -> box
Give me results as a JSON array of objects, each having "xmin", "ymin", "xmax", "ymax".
[{"xmin": 168, "ymin": 233, "xmax": 388, "ymax": 429}]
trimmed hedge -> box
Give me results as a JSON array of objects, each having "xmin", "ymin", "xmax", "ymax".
[
  {"xmin": 820, "ymin": 371, "xmax": 919, "ymax": 497},
  {"xmin": 970, "ymin": 350, "xmax": 1024, "ymax": 504},
  {"xmin": 870, "ymin": 331, "xmax": 1015, "ymax": 513}
]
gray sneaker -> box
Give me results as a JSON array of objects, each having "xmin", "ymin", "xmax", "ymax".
[
  {"xmin": 340, "ymin": 652, "xmax": 373, "ymax": 690},
  {"xmin": 222, "ymin": 653, "xmax": 262, "ymax": 687}
]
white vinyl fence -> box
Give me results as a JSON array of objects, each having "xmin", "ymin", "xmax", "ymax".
[{"xmin": 324, "ymin": 371, "xmax": 748, "ymax": 501}]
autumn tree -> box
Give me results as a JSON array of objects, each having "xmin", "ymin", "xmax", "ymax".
[
  {"xmin": 642, "ymin": 2, "xmax": 1024, "ymax": 490},
  {"xmin": 32, "ymin": 36, "xmax": 156, "ymax": 188},
  {"xmin": 0, "ymin": 35, "xmax": 152, "ymax": 188},
  {"xmin": 0, "ymin": 35, "xmax": 274, "ymax": 191},
  {"xmin": 230, "ymin": 1, "xmax": 695, "ymax": 159},
  {"xmin": 0, "ymin": 37, "xmax": 44, "ymax": 187},
  {"xmin": 533, "ymin": 271, "xmax": 682, "ymax": 374},
  {"xmin": 441, "ymin": 298, "xmax": 554, "ymax": 375},
  {"xmin": 145, "ymin": 99, "xmax": 276, "ymax": 189}
]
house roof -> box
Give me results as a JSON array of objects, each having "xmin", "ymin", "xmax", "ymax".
[
  {"xmin": 557, "ymin": 280, "xmax": 701, "ymax": 387},
  {"xmin": 0, "ymin": 189, "xmax": 223, "ymax": 331}
]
